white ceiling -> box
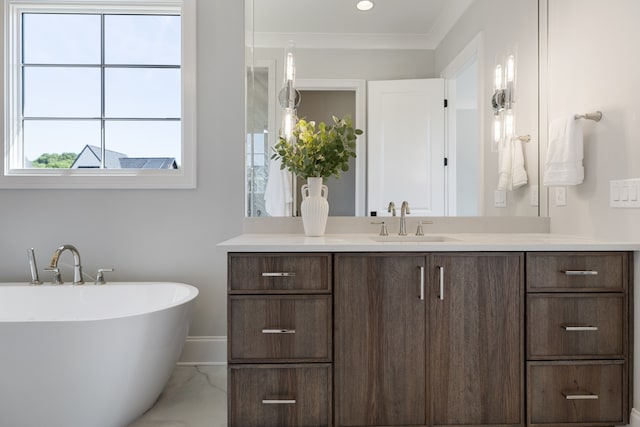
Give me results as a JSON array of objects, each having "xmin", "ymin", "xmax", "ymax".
[{"xmin": 251, "ymin": 0, "xmax": 474, "ymax": 49}]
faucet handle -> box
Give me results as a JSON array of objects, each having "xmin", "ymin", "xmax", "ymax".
[
  {"xmin": 95, "ymin": 268, "xmax": 114, "ymax": 285},
  {"xmin": 44, "ymin": 267, "xmax": 63, "ymax": 285},
  {"xmin": 415, "ymin": 220, "xmax": 434, "ymax": 236},
  {"xmin": 371, "ymin": 221, "xmax": 388, "ymax": 236}
]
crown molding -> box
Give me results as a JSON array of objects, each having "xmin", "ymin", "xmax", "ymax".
[{"xmin": 254, "ymin": 31, "xmax": 435, "ymax": 50}]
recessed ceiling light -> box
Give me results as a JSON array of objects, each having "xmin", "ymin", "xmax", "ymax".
[{"xmin": 356, "ymin": 0, "xmax": 374, "ymax": 11}]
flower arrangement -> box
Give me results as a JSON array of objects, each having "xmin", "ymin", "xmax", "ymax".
[{"xmin": 271, "ymin": 115, "xmax": 363, "ymax": 179}]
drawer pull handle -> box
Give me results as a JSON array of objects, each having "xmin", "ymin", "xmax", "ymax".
[
  {"xmin": 562, "ymin": 324, "xmax": 598, "ymax": 331},
  {"xmin": 438, "ymin": 266, "xmax": 444, "ymax": 301},
  {"xmin": 562, "ymin": 391, "xmax": 599, "ymax": 400},
  {"xmin": 262, "ymin": 399, "xmax": 296, "ymax": 404},
  {"xmin": 262, "ymin": 329, "xmax": 296, "ymax": 334},
  {"xmin": 563, "ymin": 270, "xmax": 598, "ymax": 276},
  {"xmin": 262, "ymin": 272, "xmax": 296, "ymax": 277},
  {"xmin": 419, "ymin": 266, "xmax": 425, "ymax": 301}
]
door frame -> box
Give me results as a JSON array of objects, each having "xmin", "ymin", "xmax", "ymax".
[
  {"xmin": 440, "ymin": 32, "xmax": 484, "ymax": 216},
  {"xmin": 295, "ymin": 78, "xmax": 367, "ymax": 216}
]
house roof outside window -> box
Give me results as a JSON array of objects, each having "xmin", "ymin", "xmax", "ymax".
[{"xmin": 71, "ymin": 145, "xmax": 178, "ymax": 169}]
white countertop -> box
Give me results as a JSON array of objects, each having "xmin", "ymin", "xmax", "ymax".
[{"xmin": 218, "ymin": 233, "xmax": 640, "ymax": 252}]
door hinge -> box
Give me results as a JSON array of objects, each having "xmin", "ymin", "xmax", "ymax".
[
  {"xmin": 444, "ymin": 157, "xmax": 448, "ymax": 166},
  {"xmin": 444, "ymin": 99, "xmax": 448, "ymax": 108}
]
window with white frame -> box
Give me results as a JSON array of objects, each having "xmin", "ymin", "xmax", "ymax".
[{"xmin": 3, "ymin": 0, "xmax": 196, "ymax": 188}]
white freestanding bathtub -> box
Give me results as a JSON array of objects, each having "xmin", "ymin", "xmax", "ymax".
[{"xmin": 0, "ymin": 282, "xmax": 198, "ymax": 427}]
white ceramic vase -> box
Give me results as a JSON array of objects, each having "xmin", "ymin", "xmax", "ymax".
[{"xmin": 300, "ymin": 177, "xmax": 329, "ymax": 236}]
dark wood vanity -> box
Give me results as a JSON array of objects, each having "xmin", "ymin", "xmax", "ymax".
[{"xmin": 227, "ymin": 250, "xmax": 633, "ymax": 427}]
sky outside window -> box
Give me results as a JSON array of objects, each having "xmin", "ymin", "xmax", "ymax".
[{"xmin": 21, "ymin": 12, "xmax": 181, "ymax": 166}]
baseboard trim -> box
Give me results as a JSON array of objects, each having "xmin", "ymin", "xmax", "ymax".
[
  {"xmin": 178, "ymin": 336, "xmax": 227, "ymax": 366},
  {"xmin": 630, "ymin": 408, "xmax": 640, "ymax": 427}
]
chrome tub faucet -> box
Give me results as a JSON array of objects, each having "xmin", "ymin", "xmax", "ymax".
[{"xmin": 48, "ymin": 244, "xmax": 84, "ymax": 285}]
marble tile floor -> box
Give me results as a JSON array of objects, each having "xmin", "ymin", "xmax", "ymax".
[{"xmin": 129, "ymin": 365, "xmax": 227, "ymax": 427}]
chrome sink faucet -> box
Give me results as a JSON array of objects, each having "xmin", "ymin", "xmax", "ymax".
[
  {"xmin": 399, "ymin": 201, "xmax": 410, "ymax": 236},
  {"xmin": 47, "ymin": 244, "xmax": 84, "ymax": 285}
]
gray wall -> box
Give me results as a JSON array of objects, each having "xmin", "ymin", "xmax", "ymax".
[
  {"xmin": 296, "ymin": 90, "xmax": 357, "ymax": 216},
  {"xmin": 0, "ymin": 0, "xmax": 245, "ymax": 338},
  {"xmin": 547, "ymin": 0, "xmax": 640, "ymax": 241}
]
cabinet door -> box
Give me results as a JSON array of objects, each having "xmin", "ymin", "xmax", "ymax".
[
  {"xmin": 335, "ymin": 254, "xmax": 428, "ymax": 427},
  {"xmin": 430, "ymin": 253, "xmax": 524, "ymax": 427}
]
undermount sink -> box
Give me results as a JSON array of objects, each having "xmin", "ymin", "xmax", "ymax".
[{"xmin": 371, "ymin": 235, "xmax": 459, "ymax": 243}]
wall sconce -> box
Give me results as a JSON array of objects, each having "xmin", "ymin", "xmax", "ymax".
[
  {"xmin": 491, "ymin": 53, "xmax": 516, "ymax": 151},
  {"xmin": 278, "ymin": 41, "xmax": 301, "ymax": 141}
]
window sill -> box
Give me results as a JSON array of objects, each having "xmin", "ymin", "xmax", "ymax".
[{"xmin": 0, "ymin": 168, "xmax": 196, "ymax": 189}]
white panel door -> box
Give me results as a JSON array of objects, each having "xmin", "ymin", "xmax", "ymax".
[{"xmin": 368, "ymin": 78, "xmax": 445, "ymax": 216}]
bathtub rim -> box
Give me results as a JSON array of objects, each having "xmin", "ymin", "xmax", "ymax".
[{"xmin": 0, "ymin": 281, "xmax": 199, "ymax": 323}]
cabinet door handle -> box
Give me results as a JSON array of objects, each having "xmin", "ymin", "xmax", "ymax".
[
  {"xmin": 262, "ymin": 399, "xmax": 296, "ymax": 404},
  {"xmin": 563, "ymin": 270, "xmax": 598, "ymax": 276},
  {"xmin": 262, "ymin": 272, "xmax": 296, "ymax": 277},
  {"xmin": 438, "ymin": 266, "xmax": 444, "ymax": 301},
  {"xmin": 419, "ymin": 266, "xmax": 425, "ymax": 300},
  {"xmin": 562, "ymin": 324, "xmax": 598, "ymax": 331},
  {"xmin": 261, "ymin": 329, "xmax": 296, "ymax": 334},
  {"xmin": 562, "ymin": 391, "xmax": 598, "ymax": 400}
]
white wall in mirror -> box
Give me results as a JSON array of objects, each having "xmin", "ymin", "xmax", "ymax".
[{"xmin": 246, "ymin": 0, "xmax": 540, "ymax": 217}]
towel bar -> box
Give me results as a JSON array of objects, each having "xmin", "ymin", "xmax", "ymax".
[{"xmin": 574, "ymin": 111, "xmax": 603, "ymax": 122}]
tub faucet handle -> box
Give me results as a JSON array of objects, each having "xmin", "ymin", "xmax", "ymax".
[
  {"xmin": 44, "ymin": 267, "xmax": 63, "ymax": 285},
  {"xmin": 28, "ymin": 248, "xmax": 42, "ymax": 285},
  {"xmin": 95, "ymin": 268, "xmax": 114, "ymax": 285}
]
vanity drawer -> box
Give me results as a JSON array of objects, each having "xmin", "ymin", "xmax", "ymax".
[
  {"xmin": 527, "ymin": 294, "xmax": 625, "ymax": 359},
  {"xmin": 229, "ymin": 364, "xmax": 332, "ymax": 427},
  {"xmin": 526, "ymin": 252, "xmax": 628, "ymax": 292},
  {"xmin": 228, "ymin": 253, "xmax": 332, "ymax": 293},
  {"xmin": 229, "ymin": 295, "xmax": 332, "ymax": 363},
  {"xmin": 527, "ymin": 361, "xmax": 626, "ymax": 426}
]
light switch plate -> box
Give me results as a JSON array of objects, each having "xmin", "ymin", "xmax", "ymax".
[
  {"xmin": 555, "ymin": 187, "xmax": 567, "ymax": 206},
  {"xmin": 494, "ymin": 190, "xmax": 507, "ymax": 208},
  {"xmin": 611, "ymin": 178, "xmax": 640, "ymax": 208},
  {"xmin": 530, "ymin": 185, "xmax": 539, "ymax": 207}
]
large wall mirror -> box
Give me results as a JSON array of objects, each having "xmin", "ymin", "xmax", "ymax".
[{"xmin": 246, "ymin": 0, "xmax": 540, "ymax": 218}]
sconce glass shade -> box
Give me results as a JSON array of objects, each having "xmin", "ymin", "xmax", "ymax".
[
  {"xmin": 282, "ymin": 107, "xmax": 296, "ymax": 142},
  {"xmin": 506, "ymin": 55, "xmax": 515, "ymax": 84},
  {"xmin": 494, "ymin": 64, "xmax": 503, "ymax": 91},
  {"xmin": 279, "ymin": 41, "xmax": 300, "ymax": 110},
  {"xmin": 284, "ymin": 51, "xmax": 295, "ymax": 84},
  {"xmin": 493, "ymin": 115, "xmax": 503, "ymax": 152},
  {"xmin": 278, "ymin": 41, "xmax": 300, "ymax": 141},
  {"xmin": 504, "ymin": 110, "xmax": 515, "ymax": 139}
]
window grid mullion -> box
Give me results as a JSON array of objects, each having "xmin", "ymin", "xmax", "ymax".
[
  {"xmin": 100, "ymin": 13, "xmax": 106, "ymax": 169},
  {"xmin": 17, "ymin": 10, "xmax": 183, "ymax": 171}
]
